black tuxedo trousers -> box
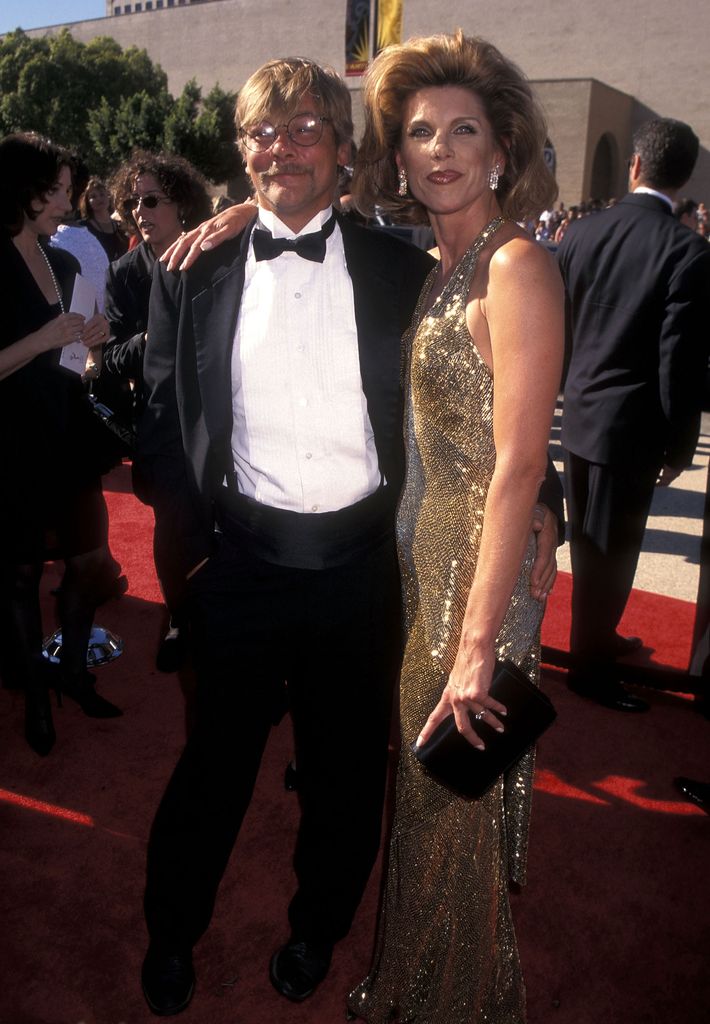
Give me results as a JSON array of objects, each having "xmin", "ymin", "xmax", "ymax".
[
  {"xmin": 565, "ymin": 451, "xmax": 660, "ymax": 665},
  {"xmin": 144, "ymin": 526, "xmax": 402, "ymax": 950}
]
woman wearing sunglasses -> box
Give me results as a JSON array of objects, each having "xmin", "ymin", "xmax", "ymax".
[{"xmin": 102, "ymin": 151, "xmax": 211, "ymax": 671}]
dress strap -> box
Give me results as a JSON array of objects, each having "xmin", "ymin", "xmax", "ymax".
[
  {"xmin": 404, "ymin": 216, "xmax": 507, "ymax": 340},
  {"xmin": 447, "ymin": 216, "xmax": 506, "ymax": 300}
]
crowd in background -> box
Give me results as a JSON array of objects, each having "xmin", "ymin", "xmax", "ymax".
[{"xmin": 529, "ymin": 196, "xmax": 710, "ymax": 246}]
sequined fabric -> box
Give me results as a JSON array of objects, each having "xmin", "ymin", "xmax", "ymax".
[{"xmin": 349, "ymin": 219, "xmax": 543, "ymax": 1023}]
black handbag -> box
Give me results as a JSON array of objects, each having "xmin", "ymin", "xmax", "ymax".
[{"xmin": 412, "ymin": 659, "xmax": 556, "ymax": 799}]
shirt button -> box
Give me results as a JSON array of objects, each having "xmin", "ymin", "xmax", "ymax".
[
  {"xmin": 311, "ymin": 504, "xmax": 319, "ymax": 512},
  {"xmin": 305, "ymin": 452, "xmax": 312, "ymax": 459},
  {"xmin": 294, "ymin": 291, "xmax": 302, "ymax": 298}
]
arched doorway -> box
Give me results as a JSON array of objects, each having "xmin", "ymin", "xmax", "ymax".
[{"xmin": 589, "ymin": 132, "xmax": 619, "ymax": 201}]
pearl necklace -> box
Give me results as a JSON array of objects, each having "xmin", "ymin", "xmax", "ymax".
[{"xmin": 36, "ymin": 240, "xmax": 65, "ymax": 313}]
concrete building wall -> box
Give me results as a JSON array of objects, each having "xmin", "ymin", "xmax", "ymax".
[
  {"xmin": 26, "ymin": 0, "xmax": 710, "ymax": 203},
  {"xmin": 533, "ymin": 80, "xmax": 634, "ymax": 204}
]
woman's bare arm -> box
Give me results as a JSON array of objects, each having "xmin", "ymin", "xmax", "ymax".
[
  {"xmin": 417, "ymin": 237, "xmax": 564, "ymax": 747},
  {"xmin": 161, "ymin": 201, "xmax": 258, "ymax": 272}
]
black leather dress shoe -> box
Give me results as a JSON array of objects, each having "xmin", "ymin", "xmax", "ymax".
[
  {"xmin": 567, "ymin": 675, "xmax": 649, "ymax": 712},
  {"xmin": 674, "ymin": 777, "xmax": 710, "ymax": 814},
  {"xmin": 141, "ymin": 946, "xmax": 195, "ymax": 1016},
  {"xmin": 269, "ymin": 939, "xmax": 332, "ymax": 1001}
]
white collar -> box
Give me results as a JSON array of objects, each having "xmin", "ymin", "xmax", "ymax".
[
  {"xmin": 256, "ymin": 205, "xmax": 334, "ymax": 240},
  {"xmin": 633, "ymin": 187, "xmax": 673, "ymax": 210}
]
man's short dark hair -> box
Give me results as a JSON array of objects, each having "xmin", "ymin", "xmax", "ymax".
[{"xmin": 632, "ymin": 118, "xmax": 699, "ymax": 191}]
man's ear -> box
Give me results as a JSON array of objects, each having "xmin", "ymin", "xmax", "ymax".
[
  {"xmin": 628, "ymin": 152, "xmax": 643, "ymax": 187},
  {"xmin": 336, "ymin": 140, "xmax": 354, "ymax": 169}
]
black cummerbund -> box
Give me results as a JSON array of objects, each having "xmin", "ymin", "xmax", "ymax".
[{"xmin": 214, "ymin": 485, "xmax": 395, "ymax": 570}]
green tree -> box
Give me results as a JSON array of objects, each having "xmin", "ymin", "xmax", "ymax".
[
  {"xmin": 164, "ymin": 80, "xmax": 238, "ymax": 183},
  {"xmin": 87, "ymin": 91, "xmax": 174, "ymax": 177},
  {"xmin": 0, "ymin": 28, "xmax": 236, "ymax": 183}
]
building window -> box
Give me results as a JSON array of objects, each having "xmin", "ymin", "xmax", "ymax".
[
  {"xmin": 114, "ymin": 5, "xmax": 120, "ymax": 12},
  {"xmin": 135, "ymin": 2, "xmax": 141, "ymax": 9},
  {"xmin": 146, "ymin": 1, "xmax": 152, "ymax": 7},
  {"xmin": 124, "ymin": 3, "xmax": 131, "ymax": 10}
]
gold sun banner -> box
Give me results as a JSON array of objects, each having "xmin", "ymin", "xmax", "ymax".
[
  {"xmin": 374, "ymin": 0, "xmax": 403, "ymax": 55},
  {"xmin": 345, "ymin": 0, "xmax": 371, "ymax": 77}
]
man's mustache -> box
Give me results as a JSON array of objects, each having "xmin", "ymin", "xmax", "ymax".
[{"xmin": 261, "ymin": 163, "xmax": 311, "ymax": 177}]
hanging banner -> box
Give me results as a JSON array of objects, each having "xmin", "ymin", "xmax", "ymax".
[
  {"xmin": 345, "ymin": 0, "xmax": 371, "ymax": 77},
  {"xmin": 374, "ymin": 0, "xmax": 403, "ymax": 55}
]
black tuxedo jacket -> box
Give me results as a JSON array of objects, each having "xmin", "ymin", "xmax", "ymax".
[
  {"xmin": 558, "ymin": 193, "xmax": 710, "ymax": 469},
  {"xmin": 137, "ymin": 215, "xmax": 434, "ymax": 578}
]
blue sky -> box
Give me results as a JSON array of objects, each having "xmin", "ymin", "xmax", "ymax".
[{"xmin": 1, "ymin": 2, "xmax": 106, "ymax": 35}]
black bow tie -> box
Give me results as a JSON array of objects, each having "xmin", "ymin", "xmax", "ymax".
[{"xmin": 252, "ymin": 215, "xmax": 336, "ymax": 263}]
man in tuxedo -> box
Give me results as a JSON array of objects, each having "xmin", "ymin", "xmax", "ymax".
[
  {"xmin": 559, "ymin": 118, "xmax": 710, "ymax": 713},
  {"xmin": 136, "ymin": 56, "xmax": 563, "ymax": 1016}
]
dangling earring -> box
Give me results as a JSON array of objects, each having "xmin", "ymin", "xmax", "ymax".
[
  {"xmin": 488, "ymin": 165, "xmax": 500, "ymax": 191},
  {"xmin": 398, "ymin": 168, "xmax": 408, "ymax": 197}
]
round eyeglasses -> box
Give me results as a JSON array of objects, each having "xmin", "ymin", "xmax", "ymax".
[{"xmin": 241, "ymin": 114, "xmax": 330, "ymax": 152}]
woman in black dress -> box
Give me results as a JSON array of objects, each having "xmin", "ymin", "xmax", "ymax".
[{"xmin": 0, "ymin": 132, "xmax": 122, "ymax": 757}]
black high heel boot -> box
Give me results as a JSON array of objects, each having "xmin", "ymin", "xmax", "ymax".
[
  {"xmin": 60, "ymin": 671, "xmax": 123, "ymax": 718},
  {"xmin": 24, "ymin": 684, "xmax": 56, "ymax": 756}
]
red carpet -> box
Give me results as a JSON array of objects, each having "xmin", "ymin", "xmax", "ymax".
[
  {"xmin": 1, "ymin": 462, "xmax": 708, "ymax": 1024},
  {"xmin": 542, "ymin": 570, "xmax": 696, "ymax": 674}
]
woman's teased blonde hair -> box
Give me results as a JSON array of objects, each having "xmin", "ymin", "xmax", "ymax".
[{"xmin": 353, "ymin": 29, "xmax": 557, "ymax": 223}]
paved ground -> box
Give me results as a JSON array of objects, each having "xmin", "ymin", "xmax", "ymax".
[{"xmin": 550, "ymin": 406, "xmax": 709, "ymax": 604}]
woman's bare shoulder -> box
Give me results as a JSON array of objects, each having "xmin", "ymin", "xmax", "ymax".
[{"xmin": 488, "ymin": 228, "xmax": 561, "ymax": 293}]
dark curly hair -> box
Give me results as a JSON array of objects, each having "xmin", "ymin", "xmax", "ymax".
[
  {"xmin": 110, "ymin": 150, "xmax": 212, "ymax": 232},
  {"xmin": 0, "ymin": 132, "xmax": 76, "ymax": 237}
]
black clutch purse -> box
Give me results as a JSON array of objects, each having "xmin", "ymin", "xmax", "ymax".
[{"xmin": 412, "ymin": 659, "xmax": 556, "ymax": 799}]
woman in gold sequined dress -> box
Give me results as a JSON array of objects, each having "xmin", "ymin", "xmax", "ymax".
[{"xmin": 347, "ymin": 32, "xmax": 564, "ymax": 1023}]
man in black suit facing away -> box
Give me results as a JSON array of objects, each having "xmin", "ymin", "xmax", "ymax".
[
  {"xmin": 559, "ymin": 118, "xmax": 710, "ymax": 713},
  {"xmin": 136, "ymin": 56, "xmax": 562, "ymax": 1016}
]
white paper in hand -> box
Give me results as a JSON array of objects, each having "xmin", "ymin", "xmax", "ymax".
[{"xmin": 59, "ymin": 273, "xmax": 98, "ymax": 374}]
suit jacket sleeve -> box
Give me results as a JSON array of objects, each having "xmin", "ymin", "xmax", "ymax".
[
  {"xmin": 659, "ymin": 245, "xmax": 710, "ymax": 469},
  {"xmin": 136, "ymin": 260, "xmax": 213, "ymax": 579},
  {"xmin": 538, "ymin": 455, "xmax": 564, "ymax": 541},
  {"xmin": 102, "ymin": 260, "xmax": 147, "ymax": 381}
]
